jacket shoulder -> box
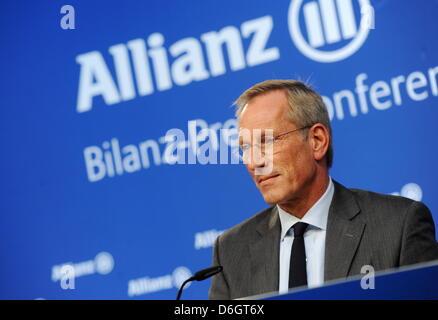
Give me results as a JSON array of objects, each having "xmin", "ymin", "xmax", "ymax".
[
  {"xmin": 218, "ymin": 205, "xmax": 275, "ymax": 245},
  {"xmin": 350, "ymin": 186, "xmax": 415, "ymax": 206},
  {"xmin": 345, "ymin": 184, "xmax": 429, "ymax": 227}
]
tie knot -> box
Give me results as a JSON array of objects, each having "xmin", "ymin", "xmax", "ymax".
[{"xmin": 293, "ymin": 222, "xmax": 308, "ymax": 237}]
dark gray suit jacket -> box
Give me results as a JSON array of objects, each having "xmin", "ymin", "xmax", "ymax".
[{"xmin": 209, "ymin": 180, "xmax": 438, "ymax": 300}]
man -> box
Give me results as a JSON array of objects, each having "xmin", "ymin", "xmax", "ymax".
[{"xmin": 208, "ymin": 80, "xmax": 438, "ymax": 300}]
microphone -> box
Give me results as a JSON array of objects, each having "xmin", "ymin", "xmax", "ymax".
[{"xmin": 176, "ymin": 266, "xmax": 223, "ymax": 300}]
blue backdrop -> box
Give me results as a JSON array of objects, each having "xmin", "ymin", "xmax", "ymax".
[{"xmin": 1, "ymin": 0, "xmax": 437, "ymax": 299}]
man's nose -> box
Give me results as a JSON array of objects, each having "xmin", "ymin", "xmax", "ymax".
[{"xmin": 245, "ymin": 148, "xmax": 267, "ymax": 171}]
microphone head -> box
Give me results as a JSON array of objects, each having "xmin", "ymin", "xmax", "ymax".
[
  {"xmin": 193, "ymin": 266, "xmax": 223, "ymax": 281},
  {"xmin": 176, "ymin": 266, "xmax": 223, "ymax": 300}
]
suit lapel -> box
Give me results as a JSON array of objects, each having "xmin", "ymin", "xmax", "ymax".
[
  {"xmin": 247, "ymin": 181, "xmax": 366, "ymax": 292},
  {"xmin": 324, "ymin": 181, "xmax": 366, "ymax": 281},
  {"xmin": 249, "ymin": 206, "xmax": 280, "ymax": 295}
]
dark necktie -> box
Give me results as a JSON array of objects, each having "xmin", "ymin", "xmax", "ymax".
[{"xmin": 289, "ymin": 222, "xmax": 309, "ymax": 289}]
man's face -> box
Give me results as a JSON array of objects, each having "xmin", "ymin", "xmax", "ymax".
[{"xmin": 238, "ymin": 90, "xmax": 317, "ymax": 205}]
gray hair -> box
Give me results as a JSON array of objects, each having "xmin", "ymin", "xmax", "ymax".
[{"xmin": 234, "ymin": 79, "xmax": 333, "ymax": 168}]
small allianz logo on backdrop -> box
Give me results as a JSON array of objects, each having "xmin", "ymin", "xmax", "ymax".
[
  {"xmin": 127, "ymin": 266, "xmax": 193, "ymax": 297},
  {"xmin": 50, "ymin": 251, "xmax": 194, "ymax": 297},
  {"xmin": 51, "ymin": 251, "xmax": 115, "ymax": 291}
]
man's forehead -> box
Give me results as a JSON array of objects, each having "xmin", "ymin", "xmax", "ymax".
[
  {"xmin": 238, "ymin": 106, "xmax": 290, "ymax": 134},
  {"xmin": 238, "ymin": 118, "xmax": 292, "ymax": 137},
  {"xmin": 239, "ymin": 91, "xmax": 289, "ymax": 125}
]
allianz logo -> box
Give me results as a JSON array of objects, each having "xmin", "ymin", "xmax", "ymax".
[
  {"xmin": 194, "ymin": 229, "xmax": 225, "ymax": 250},
  {"xmin": 127, "ymin": 266, "xmax": 192, "ymax": 297},
  {"xmin": 76, "ymin": 16, "xmax": 279, "ymax": 113},
  {"xmin": 51, "ymin": 251, "xmax": 114, "ymax": 282},
  {"xmin": 76, "ymin": 0, "xmax": 373, "ymax": 113},
  {"xmin": 289, "ymin": 0, "xmax": 373, "ymax": 62}
]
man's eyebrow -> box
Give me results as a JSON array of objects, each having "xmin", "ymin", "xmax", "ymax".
[{"xmin": 260, "ymin": 130, "xmax": 275, "ymax": 137}]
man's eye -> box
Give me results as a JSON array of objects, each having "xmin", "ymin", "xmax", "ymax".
[
  {"xmin": 240, "ymin": 144, "xmax": 251, "ymax": 151},
  {"xmin": 264, "ymin": 136, "xmax": 275, "ymax": 144}
]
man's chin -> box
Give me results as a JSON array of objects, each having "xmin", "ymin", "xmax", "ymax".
[{"xmin": 260, "ymin": 191, "xmax": 281, "ymax": 205}]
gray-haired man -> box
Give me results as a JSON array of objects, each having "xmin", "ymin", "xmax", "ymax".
[{"xmin": 209, "ymin": 80, "xmax": 438, "ymax": 300}]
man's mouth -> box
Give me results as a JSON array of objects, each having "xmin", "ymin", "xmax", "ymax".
[{"xmin": 257, "ymin": 174, "xmax": 280, "ymax": 185}]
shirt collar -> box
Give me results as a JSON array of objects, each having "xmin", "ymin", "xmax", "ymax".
[{"xmin": 278, "ymin": 177, "xmax": 334, "ymax": 241}]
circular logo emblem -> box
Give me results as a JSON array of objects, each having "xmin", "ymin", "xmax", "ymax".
[
  {"xmin": 401, "ymin": 183, "xmax": 423, "ymax": 201},
  {"xmin": 94, "ymin": 251, "xmax": 114, "ymax": 275},
  {"xmin": 288, "ymin": 0, "xmax": 372, "ymax": 62},
  {"xmin": 172, "ymin": 266, "xmax": 192, "ymax": 289}
]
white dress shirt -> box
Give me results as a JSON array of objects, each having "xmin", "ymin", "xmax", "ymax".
[{"xmin": 278, "ymin": 177, "xmax": 334, "ymax": 294}]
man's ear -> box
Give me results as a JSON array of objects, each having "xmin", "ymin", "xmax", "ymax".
[{"xmin": 310, "ymin": 124, "xmax": 329, "ymax": 163}]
